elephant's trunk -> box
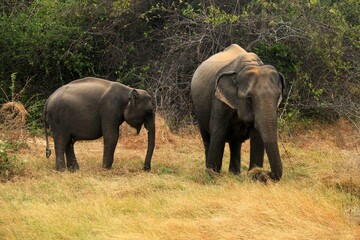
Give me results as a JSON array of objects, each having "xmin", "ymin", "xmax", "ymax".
[
  {"xmin": 144, "ymin": 113, "xmax": 155, "ymax": 171},
  {"xmin": 264, "ymin": 142, "xmax": 282, "ymax": 181},
  {"xmin": 255, "ymin": 109, "xmax": 283, "ymax": 181}
]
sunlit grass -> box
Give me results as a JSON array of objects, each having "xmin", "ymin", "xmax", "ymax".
[{"xmin": 0, "ymin": 119, "xmax": 359, "ymax": 239}]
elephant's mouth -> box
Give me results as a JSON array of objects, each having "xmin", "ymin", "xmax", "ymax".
[{"xmin": 126, "ymin": 121, "xmax": 143, "ymax": 134}]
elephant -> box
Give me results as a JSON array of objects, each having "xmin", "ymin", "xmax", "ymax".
[
  {"xmin": 191, "ymin": 44, "xmax": 285, "ymax": 181},
  {"xmin": 43, "ymin": 77, "xmax": 155, "ymax": 171}
]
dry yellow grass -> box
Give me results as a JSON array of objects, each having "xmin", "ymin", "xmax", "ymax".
[
  {"xmin": 0, "ymin": 102, "xmax": 28, "ymax": 142},
  {"xmin": 0, "ymin": 116, "xmax": 359, "ymax": 240},
  {"xmin": 0, "ymin": 102, "xmax": 27, "ymax": 127}
]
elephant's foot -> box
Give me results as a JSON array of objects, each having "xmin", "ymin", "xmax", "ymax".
[
  {"xmin": 102, "ymin": 163, "xmax": 112, "ymax": 169},
  {"xmin": 228, "ymin": 167, "xmax": 240, "ymax": 175},
  {"xmin": 56, "ymin": 165, "xmax": 66, "ymax": 172},
  {"xmin": 67, "ymin": 163, "xmax": 80, "ymax": 172},
  {"xmin": 102, "ymin": 158, "xmax": 114, "ymax": 169},
  {"xmin": 206, "ymin": 168, "xmax": 221, "ymax": 177},
  {"xmin": 143, "ymin": 165, "xmax": 151, "ymax": 171},
  {"xmin": 55, "ymin": 160, "xmax": 66, "ymax": 172}
]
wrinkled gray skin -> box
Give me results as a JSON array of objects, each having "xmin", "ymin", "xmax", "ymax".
[
  {"xmin": 191, "ymin": 44, "xmax": 285, "ymax": 181},
  {"xmin": 43, "ymin": 77, "xmax": 155, "ymax": 171}
]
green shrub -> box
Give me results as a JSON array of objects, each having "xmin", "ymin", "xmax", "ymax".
[
  {"xmin": 0, "ymin": 140, "xmax": 25, "ymax": 181},
  {"xmin": 0, "ymin": 0, "xmax": 358, "ymax": 128}
]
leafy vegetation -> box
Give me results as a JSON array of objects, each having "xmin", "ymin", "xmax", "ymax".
[
  {"xmin": 0, "ymin": 140, "xmax": 24, "ymax": 181},
  {"xmin": 0, "ymin": 0, "xmax": 359, "ymax": 129}
]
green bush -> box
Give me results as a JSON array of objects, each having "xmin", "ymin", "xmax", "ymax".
[
  {"xmin": 0, "ymin": 0, "xmax": 358, "ymax": 129},
  {"xmin": 0, "ymin": 140, "xmax": 25, "ymax": 181}
]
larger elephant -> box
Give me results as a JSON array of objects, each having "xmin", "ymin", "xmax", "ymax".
[
  {"xmin": 191, "ymin": 44, "xmax": 285, "ymax": 181},
  {"xmin": 43, "ymin": 77, "xmax": 155, "ymax": 171}
]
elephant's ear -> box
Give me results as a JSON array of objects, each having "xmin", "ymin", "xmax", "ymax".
[
  {"xmin": 277, "ymin": 72, "xmax": 286, "ymax": 107},
  {"xmin": 214, "ymin": 71, "xmax": 237, "ymax": 109},
  {"xmin": 278, "ymin": 72, "xmax": 286, "ymax": 95},
  {"xmin": 128, "ymin": 89, "xmax": 139, "ymax": 105}
]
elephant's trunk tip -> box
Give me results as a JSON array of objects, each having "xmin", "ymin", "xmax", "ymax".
[
  {"xmin": 270, "ymin": 170, "xmax": 282, "ymax": 182},
  {"xmin": 143, "ymin": 164, "xmax": 151, "ymax": 172},
  {"xmin": 268, "ymin": 162, "xmax": 282, "ymax": 182}
]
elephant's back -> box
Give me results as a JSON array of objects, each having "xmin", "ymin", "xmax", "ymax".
[
  {"xmin": 67, "ymin": 77, "xmax": 116, "ymax": 93},
  {"xmin": 45, "ymin": 78, "xmax": 125, "ymax": 120},
  {"xmin": 47, "ymin": 79, "xmax": 103, "ymax": 107},
  {"xmin": 204, "ymin": 44, "xmax": 246, "ymax": 62},
  {"xmin": 191, "ymin": 44, "xmax": 246, "ymax": 95},
  {"xmin": 50, "ymin": 78, "xmax": 129, "ymax": 102}
]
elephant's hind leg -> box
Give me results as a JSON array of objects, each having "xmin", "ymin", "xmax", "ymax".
[
  {"xmin": 199, "ymin": 127, "xmax": 210, "ymax": 167},
  {"xmin": 65, "ymin": 139, "xmax": 79, "ymax": 171},
  {"xmin": 53, "ymin": 134, "xmax": 69, "ymax": 171}
]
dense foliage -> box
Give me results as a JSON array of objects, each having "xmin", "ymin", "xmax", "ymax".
[{"xmin": 0, "ymin": 0, "xmax": 359, "ymax": 129}]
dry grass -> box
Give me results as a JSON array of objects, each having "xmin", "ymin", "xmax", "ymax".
[
  {"xmin": 0, "ymin": 102, "xmax": 28, "ymax": 142},
  {"xmin": 0, "ymin": 102, "xmax": 27, "ymax": 126},
  {"xmin": 0, "ymin": 116, "xmax": 359, "ymax": 240}
]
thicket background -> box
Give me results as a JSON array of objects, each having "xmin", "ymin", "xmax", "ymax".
[{"xmin": 0, "ymin": 0, "xmax": 359, "ymax": 130}]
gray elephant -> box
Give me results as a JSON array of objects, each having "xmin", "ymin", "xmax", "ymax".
[
  {"xmin": 191, "ymin": 44, "xmax": 285, "ymax": 181},
  {"xmin": 43, "ymin": 77, "xmax": 155, "ymax": 171}
]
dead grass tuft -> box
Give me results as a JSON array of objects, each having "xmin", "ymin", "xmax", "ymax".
[
  {"xmin": 0, "ymin": 101, "xmax": 27, "ymax": 127},
  {"xmin": 0, "ymin": 101, "xmax": 28, "ymax": 142}
]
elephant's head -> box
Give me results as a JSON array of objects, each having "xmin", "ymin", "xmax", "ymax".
[
  {"xmin": 124, "ymin": 89, "xmax": 155, "ymax": 171},
  {"xmin": 215, "ymin": 64, "xmax": 285, "ymax": 180}
]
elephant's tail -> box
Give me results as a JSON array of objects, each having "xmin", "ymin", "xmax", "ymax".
[{"xmin": 43, "ymin": 101, "xmax": 51, "ymax": 158}]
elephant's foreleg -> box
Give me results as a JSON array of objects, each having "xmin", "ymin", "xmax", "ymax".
[
  {"xmin": 102, "ymin": 134, "xmax": 119, "ymax": 169},
  {"xmin": 249, "ymin": 129, "xmax": 264, "ymax": 170},
  {"xmin": 65, "ymin": 140, "xmax": 79, "ymax": 171},
  {"xmin": 207, "ymin": 135, "xmax": 226, "ymax": 173},
  {"xmin": 207, "ymin": 108, "xmax": 232, "ymax": 173},
  {"xmin": 229, "ymin": 140, "xmax": 241, "ymax": 175}
]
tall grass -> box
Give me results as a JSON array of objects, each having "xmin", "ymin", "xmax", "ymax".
[{"xmin": 0, "ymin": 119, "xmax": 359, "ymax": 239}]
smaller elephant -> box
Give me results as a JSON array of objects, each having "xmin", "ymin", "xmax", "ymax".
[{"xmin": 43, "ymin": 77, "xmax": 155, "ymax": 171}]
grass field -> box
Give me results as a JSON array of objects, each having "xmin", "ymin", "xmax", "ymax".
[{"xmin": 0, "ymin": 118, "xmax": 359, "ymax": 240}]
